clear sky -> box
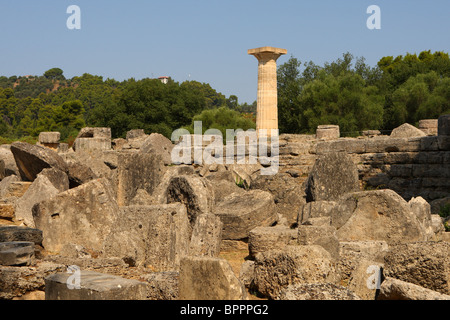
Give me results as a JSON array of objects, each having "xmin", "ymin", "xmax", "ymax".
[{"xmin": 1, "ymin": 0, "xmax": 450, "ymax": 103}]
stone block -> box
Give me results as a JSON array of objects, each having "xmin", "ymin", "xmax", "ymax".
[
  {"xmin": 275, "ymin": 283, "xmax": 361, "ymax": 300},
  {"xmin": 383, "ymin": 242, "xmax": 450, "ymax": 295},
  {"xmin": 117, "ymin": 152, "xmax": 166, "ymax": 207},
  {"xmin": 248, "ymin": 226, "xmax": 297, "ymax": 258},
  {"xmin": 45, "ymin": 270, "xmax": 147, "ymax": 300},
  {"xmin": 298, "ymin": 225, "xmax": 340, "ymax": 260},
  {"xmin": 0, "ymin": 204, "xmax": 14, "ymax": 220},
  {"xmin": 419, "ymin": 119, "xmax": 438, "ymax": 136},
  {"xmin": 103, "ymin": 203, "xmax": 190, "ymax": 271},
  {"xmin": 140, "ymin": 271, "xmax": 179, "ymax": 300},
  {"xmin": 316, "ymin": 125, "xmax": 340, "ymax": 140},
  {"xmin": 0, "ymin": 242, "xmax": 35, "ymax": 266},
  {"xmin": 39, "ymin": 132, "xmax": 60, "ymax": 144},
  {"xmin": 10, "ymin": 142, "xmax": 68, "ymax": 182},
  {"xmin": 213, "ymin": 190, "xmax": 277, "ymax": 240},
  {"xmin": 438, "ymin": 114, "xmax": 450, "ymax": 136},
  {"xmin": 188, "ymin": 214, "xmax": 222, "ymax": 258},
  {"xmin": 179, "ymin": 256, "xmax": 247, "ymax": 300},
  {"xmin": 0, "ymin": 226, "xmax": 43, "ymax": 244},
  {"xmin": 390, "ymin": 123, "xmax": 426, "ymax": 138},
  {"xmin": 253, "ymin": 245, "xmax": 337, "ymax": 299},
  {"xmin": 33, "ymin": 178, "xmax": 119, "ymax": 254},
  {"xmin": 378, "ymin": 277, "xmax": 450, "ymax": 300},
  {"xmin": 305, "ymin": 152, "xmax": 359, "ymax": 202}
]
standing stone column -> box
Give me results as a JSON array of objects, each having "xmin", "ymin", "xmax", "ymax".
[{"xmin": 248, "ymin": 47, "xmax": 287, "ymax": 133}]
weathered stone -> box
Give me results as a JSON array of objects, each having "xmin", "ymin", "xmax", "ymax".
[
  {"xmin": 166, "ymin": 175, "xmax": 214, "ymax": 225},
  {"xmin": 33, "ymin": 178, "xmax": 119, "ymax": 254},
  {"xmin": 0, "ymin": 261, "xmax": 65, "ymax": 300},
  {"xmin": 408, "ymin": 196, "xmax": 435, "ymax": 240},
  {"xmin": 73, "ymin": 127, "xmax": 111, "ymax": 152},
  {"xmin": 38, "ymin": 132, "xmax": 60, "ymax": 144},
  {"xmin": 419, "ymin": 119, "xmax": 438, "ymax": 136},
  {"xmin": 0, "ymin": 226, "xmax": 43, "ymax": 244},
  {"xmin": 334, "ymin": 190, "xmax": 430, "ymax": 244},
  {"xmin": 140, "ymin": 133, "xmax": 174, "ymax": 165},
  {"xmin": 298, "ymin": 225, "xmax": 340, "ymax": 260},
  {"xmin": 206, "ymin": 170, "xmax": 245, "ymax": 204},
  {"xmin": 347, "ymin": 259, "xmax": 383, "ymax": 300},
  {"xmin": 239, "ymin": 260, "xmax": 255, "ymax": 288},
  {"xmin": 305, "ymin": 152, "xmax": 359, "ymax": 202},
  {"xmin": 251, "ymin": 172, "xmax": 307, "ymax": 226},
  {"xmin": 316, "ymin": 125, "xmax": 340, "ymax": 140},
  {"xmin": 378, "ymin": 277, "xmax": 450, "ymax": 300},
  {"xmin": 10, "ymin": 142, "xmax": 68, "ymax": 182},
  {"xmin": 253, "ymin": 245, "xmax": 337, "ymax": 299},
  {"xmin": 438, "ymin": 114, "xmax": 450, "ymax": 136},
  {"xmin": 179, "ymin": 256, "xmax": 247, "ymax": 300},
  {"xmin": 126, "ymin": 129, "xmax": 146, "ymax": 140},
  {"xmin": 383, "ymin": 242, "xmax": 450, "ymax": 295},
  {"xmin": 213, "ymin": 190, "xmax": 277, "ymax": 240},
  {"xmin": 140, "ymin": 271, "xmax": 179, "ymax": 300},
  {"xmin": 0, "ymin": 145, "xmax": 19, "ymax": 176},
  {"xmin": 117, "ymin": 152, "xmax": 166, "ymax": 207},
  {"xmin": 299, "ymin": 200, "xmax": 338, "ymax": 225},
  {"xmin": 129, "ymin": 189, "xmax": 155, "ymax": 206},
  {"xmin": 45, "ymin": 270, "xmax": 147, "ymax": 300},
  {"xmin": 248, "ymin": 226, "xmax": 297, "ymax": 258},
  {"xmin": 15, "ymin": 169, "xmax": 69, "ymax": 227},
  {"xmin": 66, "ymin": 160, "xmax": 97, "ymax": 188},
  {"xmin": 0, "ymin": 242, "xmax": 35, "ymax": 266},
  {"xmin": 59, "ymin": 243, "xmax": 92, "ymax": 259},
  {"xmin": 103, "ymin": 204, "xmax": 190, "ymax": 271},
  {"xmin": 189, "ymin": 214, "xmax": 222, "ymax": 258},
  {"xmin": 338, "ymin": 241, "xmax": 389, "ymax": 286},
  {"xmin": 0, "ymin": 204, "xmax": 14, "ymax": 220},
  {"xmin": 275, "ymin": 283, "xmax": 361, "ymax": 300},
  {"xmin": 390, "ymin": 123, "xmax": 426, "ymax": 138}
]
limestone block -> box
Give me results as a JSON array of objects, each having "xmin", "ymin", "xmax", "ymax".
[
  {"xmin": 248, "ymin": 226, "xmax": 298, "ymax": 258},
  {"xmin": 316, "ymin": 125, "xmax": 340, "ymax": 140},
  {"xmin": 252, "ymin": 245, "xmax": 337, "ymax": 299},
  {"xmin": 32, "ymin": 178, "xmax": 119, "ymax": 254},
  {"xmin": 38, "ymin": 132, "xmax": 60, "ymax": 144},
  {"xmin": 419, "ymin": 119, "xmax": 438, "ymax": 136},
  {"xmin": 305, "ymin": 152, "xmax": 359, "ymax": 202},
  {"xmin": 275, "ymin": 283, "xmax": 361, "ymax": 300},
  {"xmin": 140, "ymin": 271, "xmax": 179, "ymax": 300},
  {"xmin": 213, "ymin": 190, "xmax": 277, "ymax": 240},
  {"xmin": 10, "ymin": 142, "xmax": 68, "ymax": 182},
  {"xmin": 0, "ymin": 226, "xmax": 43, "ymax": 244},
  {"xmin": 438, "ymin": 114, "xmax": 450, "ymax": 136},
  {"xmin": 378, "ymin": 277, "xmax": 450, "ymax": 300},
  {"xmin": 179, "ymin": 256, "xmax": 247, "ymax": 300},
  {"xmin": 383, "ymin": 242, "xmax": 450, "ymax": 295},
  {"xmin": 298, "ymin": 225, "xmax": 340, "ymax": 260},
  {"xmin": 188, "ymin": 214, "xmax": 222, "ymax": 258},
  {"xmin": 0, "ymin": 242, "xmax": 35, "ymax": 266},
  {"xmin": 45, "ymin": 270, "xmax": 147, "ymax": 300},
  {"xmin": 390, "ymin": 123, "xmax": 426, "ymax": 138}
]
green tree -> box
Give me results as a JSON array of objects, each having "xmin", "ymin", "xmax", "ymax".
[{"xmin": 44, "ymin": 68, "xmax": 65, "ymax": 80}]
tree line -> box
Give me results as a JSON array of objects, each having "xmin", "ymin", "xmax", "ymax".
[
  {"xmin": 0, "ymin": 70, "xmax": 255, "ymax": 143},
  {"xmin": 278, "ymin": 50, "xmax": 450, "ymax": 136},
  {"xmin": 1, "ymin": 50, "xmax": 448, "ymax": 144}
]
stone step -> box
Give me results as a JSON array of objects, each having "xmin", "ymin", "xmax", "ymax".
[
  {"xmin": 0, "ymin": 241, "xmax": 35, "ymax": 266},
  {"xmin": 45, "ymin": 270, "xmax": 147, "ymax": 300}
]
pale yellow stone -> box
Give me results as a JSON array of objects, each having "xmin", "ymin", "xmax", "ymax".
[{"xmin": 248, "ymin": 47, "xmax": 287, "ymax": 134}]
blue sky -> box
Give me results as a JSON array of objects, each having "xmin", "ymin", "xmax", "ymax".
[{"xmin": 1, "ymin": 0, "xmax": 449, "ymax": 103}]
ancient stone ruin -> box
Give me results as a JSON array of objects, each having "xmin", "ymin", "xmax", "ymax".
[{"xmin": 0, "ymin": 115, "xmax": 448, "ymax": 301}]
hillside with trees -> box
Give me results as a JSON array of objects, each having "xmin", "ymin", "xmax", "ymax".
[
  {"xmin": 1, "ymin": 50, "xmax": 449, "ymax": 143},
  {"xmin": 278, "ymin": 50, "xmax": 450, "ymax": 136}
]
